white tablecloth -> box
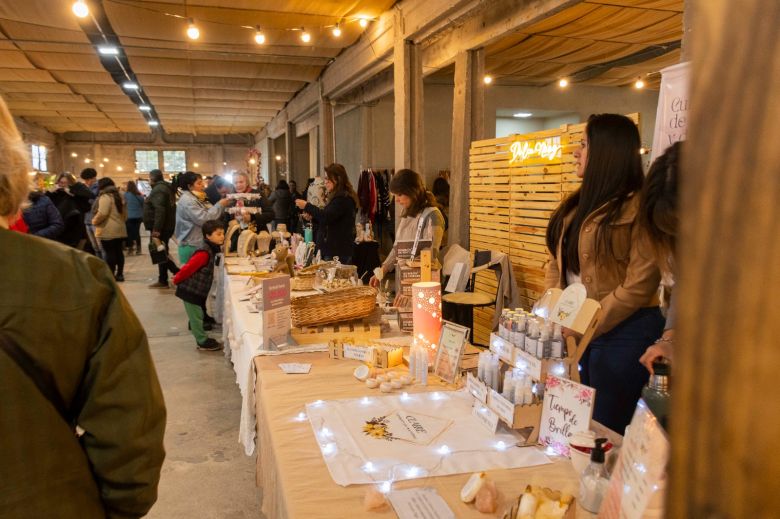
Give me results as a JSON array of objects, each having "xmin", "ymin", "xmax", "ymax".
[{"xmin": 221, "ymin": 264, "xmax": 328, "ymax": 455}]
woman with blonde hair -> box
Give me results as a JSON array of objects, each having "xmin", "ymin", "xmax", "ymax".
[{"xmin": 0, "ymin": 96, "xmax": 166, "ymax": 517}]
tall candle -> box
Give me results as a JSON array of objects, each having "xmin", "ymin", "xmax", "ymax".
[{"xmin": 412, "ymin": 281, "xmax": 442, "ymax": 363}]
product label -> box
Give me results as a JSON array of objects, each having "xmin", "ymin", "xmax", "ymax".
[
  {"xmin": 472, "ymin": 401, "xmax": 500, "ymax": 434},
  {"xmin": 488, "ymin": 389, "xmax": 516, "ymax": 425},
  {"xmin": 489, "ymin": 333, "xmax": 514, "ymax": 364},
  {"xmin": 343, "ymin": 344, "xmax": 373, "ymax": 363},
  {"xmin": 466, "ymin": 372, "xmax": 488, "ymax": 403},
  {"xmin": 514, "ymin": 348, "xmax": 543, "ymax": 380}
]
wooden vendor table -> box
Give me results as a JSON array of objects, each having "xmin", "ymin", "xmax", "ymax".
[{"xmin": 254, "ymin": 352, "xmax": 609, "ymax": 518}]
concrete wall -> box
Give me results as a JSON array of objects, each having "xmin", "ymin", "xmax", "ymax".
[
  {"xmin": 486, "ymin": 84, "xmax": 660, "ymax": 146},
  {"xmin": 495, "ymin": 113, "xmax": 581, "ymax": 138},
  {"xmin": 370, "ymin": 95, "xmax": 395, "ymax": 171},
  {"xmin": 292, "ymin": 134, "xmax": 310, "ymax": 188},
  {"xmin": 334, "ymin": 106, "xmax": 363, "ymax": 186},
  {"xmin": 14, "ymin": 117, "xmax": 62, "ymax": 174}
]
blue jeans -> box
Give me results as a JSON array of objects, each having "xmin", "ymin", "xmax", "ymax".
[{"xmin": 580, "ymin": 307, "xmax": 664, "ymax": 434}]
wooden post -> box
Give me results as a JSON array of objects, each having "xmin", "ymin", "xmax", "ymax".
[
  {"xmin": 285, "ymin": 121, "xmax": 296, "ymax": 182},
  {"xmin": 319, "ymin": 88, "xmax": 335, "ymax": 169},
  {"xmin": 668, "ymin": 1, "xmax": 780, "ymax": 517},
  {"xmin": 449, "ymin": 48, "xmax": 485, "ymax": 249}
]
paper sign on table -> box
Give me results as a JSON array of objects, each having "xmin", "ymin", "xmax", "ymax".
[
  {"xmin": 388, "ymin": 487, "xmax": 455, "ymax": 519},
  {"xmin": 278, "ymin": 363, "xmax": 312, "ymax": 374},
  {"xmin": 539, "ymin": 375, "xmax": 595, "ymax": 456},
  {"xmin": 433, "ymin": 321, "xmax": 469, "ymax": 384},
  {"xmin": 472, "ymin": 401, "xmax": 499, "ymax": 434},
  {"xmin": 550, "ymin": 283, "xmax": 587, "ymax": 329},
  {"xmin": 466, "ymin": 372, "xmax": 488, "ymax": 403},
  {"xmin": 598, "ymin": 402, "xmax": 669, "ymax": 519},
  {"xmin": 489, "ymin": 333, "xmax": 514, "ymax": 364},
  {"xmin": 363, "ymin": 408, "xmax": 452, "ymax": 446},
  {"xmin": 261, "ymin": 275, "xmax": 290, "ymax": 349}
]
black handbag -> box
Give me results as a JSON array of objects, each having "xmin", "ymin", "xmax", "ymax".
[{"xmin": 148, "ymin": 238, "xmax": 169, "ymax": 265}]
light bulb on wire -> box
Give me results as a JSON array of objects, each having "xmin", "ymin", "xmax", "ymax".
[
  {"xmin": 558, "ymin": 78, "xmax": 569, "ymax": 88},
  {"xmin": 332, "ymin": 23, "xmax": 342, "ymax": 38},
  {"xmin": 483, "ymin": 75, "xmax": 493, "ymax": 85},
  {"xmin": 300, "ymin": 28, "xmax": 311, "ymax": 43},
  {"xmin": 254, "ymin": 26, "xmax": 266, "ymax": 45},
  {"xmin": 634, "ymin": 78, "xmax": 645, "ymax": 89},
  {"xmin": 186, "ymin": 19, "xmax": 200, "ymax": 40},
  {"xmin": 358, "ymin": 17, "xmax": 369, "ymax": 28},
  {"xmin": 72, "ymin": 0, "xmax": 89, "ymax": 18}
]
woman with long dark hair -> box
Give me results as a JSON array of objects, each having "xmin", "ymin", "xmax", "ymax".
[
  {"xmin": 369, "ymin": 169, "xmax": 445, "ymax": 288},
  {"xmin": 544, "ymin": 114, "xmax": 662, "ymax": 433},
  {"xmin": 295, "ymin": 163, "xmax": 358, "ymax": 262},
  {"xmin": 638, "ymin": 141, "xmax": 681, "ymax": 373},
  {"xmin": 124, "ymin": 180, "xmax": 145, "ymax": 254},
  {"xmin": 92, "ymin": 177, "xmax": 127, "ymax": 281}
]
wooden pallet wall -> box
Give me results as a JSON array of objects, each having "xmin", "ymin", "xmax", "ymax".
[{"xmin": 468, "ymin": 115, "xmax": 639, "ymax": 344}]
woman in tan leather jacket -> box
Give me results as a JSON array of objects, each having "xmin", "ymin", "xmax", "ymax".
[{"xmin": 544, "ymin": 114, "xmax": 663, "ymax": 433}]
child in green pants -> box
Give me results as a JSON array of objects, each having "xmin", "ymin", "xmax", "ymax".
[{"xmin": 173, "ymin": 220, "xmax": 224, "ymax": 351}]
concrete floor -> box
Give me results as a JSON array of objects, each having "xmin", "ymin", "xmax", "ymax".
[{"xmin": 118, "ymin": 252, "xmax": 263, "ymax": 518}]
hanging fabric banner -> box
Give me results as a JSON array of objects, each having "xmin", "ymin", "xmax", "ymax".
[{"xmin": 651, "ymin": 61, "xmax": 690, "ymax": 161}]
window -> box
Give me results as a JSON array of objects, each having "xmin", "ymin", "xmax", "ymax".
[
  {"xmin": 31, "ymin": 144, "xmax": 47, "ymax": 172},
  {"xmin": 135, "ymin": 150, "xmax": 159, "ymax": 173},
  {"xmin": 163, "ymin": 150, "xmax": 186, "ymax": 173}
]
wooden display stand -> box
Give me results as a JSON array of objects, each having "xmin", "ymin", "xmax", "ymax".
[
  {"xmin": 292, "ymin": 312, "xmax": 381, "ymax": 345},
  {"xmin": 466, "ymin": 287, "xmax": 601, "ymax": 442},
  {"xmin": 327, "ymin": 339, "xmax": 405, "ymax": 368}
]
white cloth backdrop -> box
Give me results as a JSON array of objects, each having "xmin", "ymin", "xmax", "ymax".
[{"xmin": 651, "ymin": 61, "xmax": 690, "ymax": 161}]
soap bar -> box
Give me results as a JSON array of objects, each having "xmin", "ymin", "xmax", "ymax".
[
  {"xmin": 354, "ymin": 365, "xmax": 370, "ymax": 381},
  {"xmin": 379, "ymin": 382, "xmax": 393, "ymax": 393},
  {"xmin": 400, "ymin": 375, "xmax": 413, "ymax": 385},
  {"xmin": 390, "ymin": 379, "xmax": 403, "ymax": 389},
  {"xmin": 366, "ymin": 378, "xmax": 379, "ymax": 388},
  {"xmin": 376, "ymin": 375, "xmax": 389, "ymax": 383}
]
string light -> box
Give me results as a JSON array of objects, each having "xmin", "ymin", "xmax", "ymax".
[
  {"xmin": 72, "ymin": 0, "xmax": 89, "ymax": 18},
  {"xmin": 405, "ymin": 466, "xmax": 421, "ymax": 478},
  {"xmin": 494, "ymin": 440, "xmax": 507, "ymax": 451},
  {"xmin": 294, "ymin": 411, "xmax": 307, "ymax": 422},
  {"xmin": 186, "ymin": 19, "xmax": 200, "ymax": 40},
  {"xmin": 116, "ymin": 166, "xmax": 123, "ymax": 171},
  {"xmin": 300, "ymin": 28, "xmax": 311, "ymax": 43},
  {"xmin": 379, "ymin": 481, "xmax": 392, "ymax": 494},
  {"xmin": 437, "ymin": 445, "xmax": 451, "ymax": 456},
  {"xmin": 358, "ymin": 17, "xmax": 369, "ymax": 28},
  {"xmin": 362, "ymin": 461, "xmax": 376, "ymax": 473},
  {"xmin": 84, "ymin": 158, "xmax": 91, "ymax": 164},
  {"xmin": 254, "ymin": 26, "xmax": 266, "ymax": 45},
  {"xmin": 249, "ymin": 158, "xmax": 257, "ymax": 165},
  {"xmin": 70, "ymin": 152, "xmax": 78, "ymax": 157},
  {"xmin": 483, "ymin": 75, "xmax": 493, "ymax": 85},
  {"xmin": 558, "ymin": 78, "xmax": 569, "ymax": 88},
  {"xmin": 634, "ymin": 78, "xmax": 645, "ymax": 89},
  {"xmin": 332, "ymin": 23, "xmax": 342, "ymax": 37},
  {"xmin": 321, "ymin": 443, "xmax": 336, "ymax": 456},
  {"xmin": 103, "ymin": 158, "xmax": 109, "ymax": 162},
  {"xmin": 193, "ymin": 162, "xmax": 199, "ymax": 168}
]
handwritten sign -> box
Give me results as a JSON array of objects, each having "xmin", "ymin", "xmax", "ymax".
[
  {"xmin": 599, "ymin": 402, "xmax": 669, "ymax": 519},
  {"xmin": 539, "ymin": 375, "xmax": 595, "ymax": 456},
  {"xmin": 489, "ymin": 333, "xmax": 515, "ymax": 364},
  {"xmin": 433, "ymin": 321, "xmax": 469, "ymax": 384},
  {"xmin": 550, "ymin": 283, "xmax": 586, "ymax": 329},
  {"xmin": 261, "ymin": 275, "xmax": 290, "ymax": 349},
  {"xmin": 466, "ymin": 372, "xmax": 488, "ymax": 403},
  {"xmin": 472, "ymin": 401, "xmax": 499, "ymax": 434},
  {"xmin": 488, "ymin": 389, "xmax": 516, "ymax": 426},
  {"xmin": 509, "ymin": 136, "xmax": 562, "ymax": 165}
]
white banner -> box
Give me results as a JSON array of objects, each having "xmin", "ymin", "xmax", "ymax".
[{"xmin": 651, "ymin": 61, "xmax": 690, "ymax": 161}]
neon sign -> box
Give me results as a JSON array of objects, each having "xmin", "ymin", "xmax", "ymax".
[{"xmin": 509, "ymin": 136, "xmax": 562, "ymax": 164}]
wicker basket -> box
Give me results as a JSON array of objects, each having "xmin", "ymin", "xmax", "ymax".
[
  {"xmin": 291, "ymin": 286, "xmax": 377, "ymax": 327},
  {"xmin": 290, "ymin": 273, "xmax": 315, "ymax": 292}
]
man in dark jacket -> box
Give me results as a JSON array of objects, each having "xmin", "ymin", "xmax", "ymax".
[
  {"xmin": 71, "ymin": 168, "xmax": 102, "ymax": 257},
  {"xmin": 143, "ymin": 169, "xmax": 180, "ymax": 288},
  {"xmin": 22, "ymin": 191, "xmax": 64, "ymax": 240},
  {"xmin": 204, "ymin": 175, "xmax": 232, "ymax": 205}
]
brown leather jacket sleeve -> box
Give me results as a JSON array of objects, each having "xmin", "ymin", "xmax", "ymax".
[{"xmin": 596, "ymin": 221, "xmax": 661, "ymax": 335}]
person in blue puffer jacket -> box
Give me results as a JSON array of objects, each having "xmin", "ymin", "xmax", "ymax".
[{"xmin": 22, "ymin": 189, "xmax": 64, "ymax": 240}]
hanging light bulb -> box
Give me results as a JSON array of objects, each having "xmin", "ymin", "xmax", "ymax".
[
  {"xmin": 332, "ymin": 23, "xmax": 342, "ymax": 38},
  {"xmin": 634, "ymin": 78, "xmax": 645, "ymax": 89},
  {"xmin": 72, "ymin": 0, "xmax": 89, "ymax": 18},
  {"xmin": 558, "ymin": 78, "xmax": 569, "ymax": 88},
  {"xmin": 186, "ymin": 19, "xmax": 200, "ymax": 40},
  {"xmin": 300, "ymin": 28, "xmax": 311, "ymax": 43},
  {"xmin": 358, "ymin": 17, "xmax": 369, "ymax": 28},
  {"xmin": 254, "ymin": 26, "xmax": 266, "ymax": 45},
  {"xmin": 483, "ymin": 75, "xmax": 493, "ymax": 85}
]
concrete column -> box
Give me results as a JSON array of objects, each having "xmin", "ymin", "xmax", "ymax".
[
  {"xmin": 448, "ymin": 48, "xmax": 485, "ymax": 249},
  {"xmin": 361, "ymin": 105, "xmax": 373, "ymax": 169},
  {"xmin": 309, "ymin": 126, "xmax": 319, "ymax": 178},
  {"xmin": 267, "ymin": 137, "xmax": 276, "ymax": 187},
  {"xmin": 285, "ymin": 121, "xmax": 296, "ymax": 181},
  {"xmin": 319, "ymin": 89, "xmax": 335, "ymax": 168}
]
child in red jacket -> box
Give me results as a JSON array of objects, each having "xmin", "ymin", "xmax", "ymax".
[{"xmin": 173, "ymin": 220, "xmax": 224, "ymax": 351}]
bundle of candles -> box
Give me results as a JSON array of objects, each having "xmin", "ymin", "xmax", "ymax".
[
  {"xmin": 498, "ymin": 309, "xmax": 566, "ymax": 360},
  {"xmin": 476, "ymin": 351, "xmax": 544, "ymax": 405},
  {"xmin": 408, "ymin": 343, "xmax": 429, "ymax": 385}
]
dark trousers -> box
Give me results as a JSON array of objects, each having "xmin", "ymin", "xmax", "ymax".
[
  {"xmin": 157, "ymin": 235, "xmax": 180, "ymax": 284},
  {"xmin": 125, "ymin": 218, "xmax": 142, "ymax": 249},
  {"xmin": 100, "ymin": 238, "xmax": 125, "ymax": 278},
  {"xmin": 580, "ymin": 307, "xmax": 664, "ymax": 434}
]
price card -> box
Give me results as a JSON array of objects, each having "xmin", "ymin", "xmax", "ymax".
[
  {"xmin": 278, "ymin": 363, "xmax": 312, "ymax": 374},
  {"xmin": 489, "ymin": 333, "xmax": 515, "ymax": 364},
  {"xmin": 466, "ymin": 372, "xmax": 488, "ymax": 403},
  {"xmin": 599, "ymin": 402, "xmax": 669, "ymax": 519},
  {"xmin": 488, "ymin": 389, "xmax": 516, "ymax": 426},
  {"xmin": 388, "ymin": 487, "xmax": 455, "ymax": 519},
  {"xmin": 539, "ymin": 375, "xmax": 595, "ymax": 456},
  {"xmin": 343, "ymin": 344, "xmax": 373, "ymax": 363},
  {"xmin": 514, "ymin": 348, "xmax": 543, "ymax": 380},
  {"xmin": 472, "ymin": 401, "xmax": 499, "ymax": 434},
  {"xmin": 433, "ymin": 321, "xmax": 469, "ymax": 384},
  {"xmin": 261, "ymin": 275, "xmax": 290, "ymax": 349}
]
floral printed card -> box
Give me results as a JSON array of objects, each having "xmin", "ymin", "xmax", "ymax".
[
  {"xmin": 362, "ymin": 409, "xmax": 452, "ymax": 446},
  {"xmin": 539, "ymin": 375, "xmax": 595, "ymax": 456}
]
